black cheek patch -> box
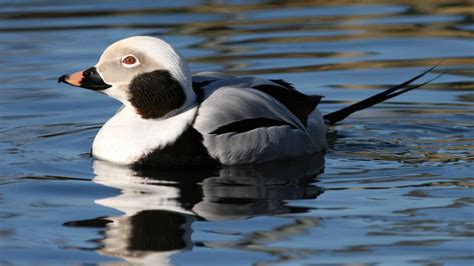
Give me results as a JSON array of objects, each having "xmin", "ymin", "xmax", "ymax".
[{"xmin": 129, "ymin": 70, "xmax": 186, "ymax": 119}]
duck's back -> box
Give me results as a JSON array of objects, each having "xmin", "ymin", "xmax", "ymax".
[{"xmin": 192, "ymin": 72, "xmax": 327, "ymax": 165}]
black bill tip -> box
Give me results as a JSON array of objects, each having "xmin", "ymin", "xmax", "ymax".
[{"xmin": 58, "ymin": 74, "xmax": 69, "ymax": 83}]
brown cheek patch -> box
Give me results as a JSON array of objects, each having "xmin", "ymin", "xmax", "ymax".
[{"xmin": 129, "ymin": 70, "xmax": 186, "ymax": 119}]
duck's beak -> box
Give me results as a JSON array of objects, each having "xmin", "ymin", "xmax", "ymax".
[{"xmin": 58, "ymin": 67, "xmax": 111, "ymax": 91}]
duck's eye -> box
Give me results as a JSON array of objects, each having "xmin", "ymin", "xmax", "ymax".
[{"xmin": 121, "ymin": 55, "xmax": 139, "ymax": 68}]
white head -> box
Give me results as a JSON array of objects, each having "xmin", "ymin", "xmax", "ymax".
[{"xmin": 59, "ymin": 36, "xmax": 196, "ymax": 119}]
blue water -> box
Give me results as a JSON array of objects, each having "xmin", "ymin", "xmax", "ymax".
[{"xmin": 1, "ymin": 0, "xmax": 473, "ymax": 265}]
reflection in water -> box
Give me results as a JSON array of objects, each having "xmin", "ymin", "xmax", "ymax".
[
  {"xmin": 65, "ymin": 156, "xmax": 324, "ymax": 264},
  {"xmin": 2, "ymin": 0, "xmax": 473, "ymax": 264}
]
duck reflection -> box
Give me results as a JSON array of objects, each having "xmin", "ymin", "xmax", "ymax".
[{"xmin": 65, "ymin": 155, "xmax": 325, "ymax": 264}]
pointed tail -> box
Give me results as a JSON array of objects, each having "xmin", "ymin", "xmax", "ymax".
[{"xmin": 323, "ymin": 66, "xmax": 441, "ymax": 125}]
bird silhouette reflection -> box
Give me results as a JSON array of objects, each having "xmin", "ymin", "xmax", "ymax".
[{"xmin": 64, "ymin": 155, "xmax": 325, "ymax": 264}]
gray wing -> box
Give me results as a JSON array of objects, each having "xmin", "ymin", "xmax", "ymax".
[
  {"xmin": 193, "ymin": 72, "xmax": 323, "ymax": 126},
  {"xmin": 192, "ymin": 73, "xmax": 327, "ymax": 165},
  {"xmin": 193, "ymin": 74, "xmax": 307, "ymax": 132}
]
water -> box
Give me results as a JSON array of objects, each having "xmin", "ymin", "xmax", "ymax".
[{"xmin": 1, "ymin": 0, "xmax": 473, "ymax": 265}]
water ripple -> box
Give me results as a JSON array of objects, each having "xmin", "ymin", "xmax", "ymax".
[{"xmin": 1, "ymin": 0, "xmax": 473, "ymax": 265}]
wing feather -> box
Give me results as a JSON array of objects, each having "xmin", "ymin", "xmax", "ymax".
[{"xmin": 191, "ymin": 73, "xmax": 326, "ymax": 165}]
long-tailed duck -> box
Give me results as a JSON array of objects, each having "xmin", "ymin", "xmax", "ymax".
[{"xmin": 58, "ymin": 36, "xmax": 437, "ymax": 168}]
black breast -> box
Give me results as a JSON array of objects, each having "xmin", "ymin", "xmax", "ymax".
[{"xmin": 133, "ymin": 126, "xmax": 219, "ymax": 169}]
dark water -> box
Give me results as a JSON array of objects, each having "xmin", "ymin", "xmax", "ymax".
[{"xmin": 1, "ymin": 0, "xmax": 473, "ymax": 265}]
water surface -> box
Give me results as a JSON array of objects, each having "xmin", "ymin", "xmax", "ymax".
[{"xmin": 1, "ymin": 0, "xmax": 473, "ymax": 265}]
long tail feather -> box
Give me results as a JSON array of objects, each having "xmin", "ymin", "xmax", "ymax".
[{"xmin": 323, "ymin": 66, "xmax": 441, "ymax": 125}]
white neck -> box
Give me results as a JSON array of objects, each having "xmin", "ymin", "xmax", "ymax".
[{"xmin": 92, "ymin": 104, "xmax": 198, "ymax": 165}]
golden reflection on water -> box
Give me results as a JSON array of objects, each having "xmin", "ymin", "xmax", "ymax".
[
  {"xmin": 169, "ymin": 1, "xmax": 474, "ymax": 74},
  {"xmin": 7, "ymin": 0, "xmax": 469, "ymax": 75}
]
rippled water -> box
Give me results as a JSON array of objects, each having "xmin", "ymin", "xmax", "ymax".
[{"xmin": 1, "ymin": 0, "xmax": 473, "ymax": 265}]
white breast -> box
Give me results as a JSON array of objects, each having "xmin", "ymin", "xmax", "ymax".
[{"xmin": 92, "ymin": 105, "xmax": 198, "ymax": 165}]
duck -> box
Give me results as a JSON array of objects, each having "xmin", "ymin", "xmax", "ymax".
[{"xmin": 58, "ymin": 36, "xmax": 437, "ymax": 168}]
